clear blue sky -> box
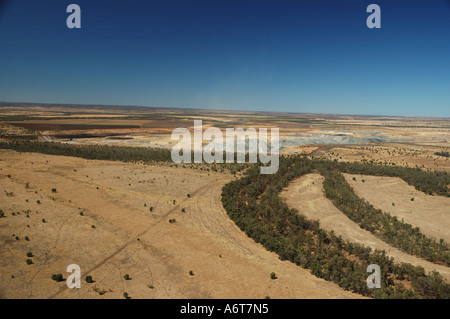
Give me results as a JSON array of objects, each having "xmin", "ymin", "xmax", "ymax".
[{"xmin": 0, "ymin": 0, "xmax": 449, "ymax": 117}]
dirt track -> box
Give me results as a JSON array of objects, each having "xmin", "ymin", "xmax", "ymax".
[
  {"xmin": 0, "ymin": 150, "xmax": 359, "ymax": 299},
  {"xmin": 281, "ymin": 174, "xmax": 450, "ymax": 281}
]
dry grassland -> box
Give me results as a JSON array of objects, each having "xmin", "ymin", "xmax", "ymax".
[{"xmin": 0, "ymin": 150, "xmax": 359, "ymax": 299}]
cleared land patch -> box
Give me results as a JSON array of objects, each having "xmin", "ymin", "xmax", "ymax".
[
  {"xmin": 344, "ymin": 174, "xmax": 450, "ymax": 243},
  {"xmin": 281, "ymin": 173, "xmax": 450, "ymax": 281}
]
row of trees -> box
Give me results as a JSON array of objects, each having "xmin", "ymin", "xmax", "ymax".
[
  {"xmin": 435, "ymin": 151, "xmax": 450, "ymax": 158},
  {"xmin": 0, "ymin": 140, "xmax": 173, "ymax": 163},
  {"xmin": 0, "ymin": 140, "xmax": 250, "ymax": 174}
]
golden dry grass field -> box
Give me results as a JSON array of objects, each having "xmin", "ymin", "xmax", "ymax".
[{"xmin": 0, "ymin": 150, "xmax": 359, "ymax": 299}]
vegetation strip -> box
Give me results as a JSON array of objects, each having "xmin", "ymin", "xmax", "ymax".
[{"xmin": 0, "ymin": 140, "xmax": 250, "ymax": 174}]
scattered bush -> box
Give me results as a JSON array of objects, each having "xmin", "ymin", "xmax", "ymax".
[{"xmin": 51, "ymin": 274, "xmax": 63, "ymax": 282}]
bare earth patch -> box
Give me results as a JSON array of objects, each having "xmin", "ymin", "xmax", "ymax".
[{"xmin": 344, "ymin": 174, "xmax": 450, "ymax": 243}]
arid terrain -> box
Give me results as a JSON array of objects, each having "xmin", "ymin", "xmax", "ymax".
[
  {"xmin": 344, "ymin": 173, "xmax": 450, "ymax": 243},
  {"xmin": 0, "ymin": 103, "xmax": 449, "ymax": 299},
  {"xmin": 0, "ymin": 150, "xmax": 358, "ymax": 299}
]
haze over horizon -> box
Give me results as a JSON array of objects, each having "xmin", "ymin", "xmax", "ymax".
[
  {"xmin": 2, "ymin": 101, "xmax": 450, "ymax": 120},
  {"xmin": 0, "ymin": 0, "xmax": 449, "ymax": 117}
]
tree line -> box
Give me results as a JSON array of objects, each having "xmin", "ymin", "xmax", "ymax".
[
  {"xmin": 0, "ymin": 140, "xmax": 249, "ymax": 174},
  {"xmin": 435, "ymin": 151, "xmax": 450, "ymax": 158}
]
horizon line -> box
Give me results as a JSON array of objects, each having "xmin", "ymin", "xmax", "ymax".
[{"xmin": 0, "ymin": 100, "xmax": 449, "ymax": 120}]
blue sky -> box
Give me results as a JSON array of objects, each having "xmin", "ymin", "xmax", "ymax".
[{"xmin": 0, "ymin": 0, "xmax": 449, "ymax": 117}]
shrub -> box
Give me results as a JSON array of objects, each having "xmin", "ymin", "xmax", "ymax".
[
  {"xmin": 123, "ymin": 274, "xmax": 130, "ymax": 280},
  {"xmin": 51, "ymin": 188, "xmax": 57, "ymax": 193},
  {"xmin": 51, "ymin": 274, "xmax": 63, "ymax": 282},
  {"xmin": 93, "ymin": 287, "xmax": 108, "ymax": 295},
  {"xmin": 85, "ymin": 275, "xmax": 94, "ymax": 283},
  {"xmin": 270, "ymin": 272, "xmax": 277, "ymax": 280},
  {"xmin": 26, "ymin": 259, "xmax": 33, "ymax": 265}
]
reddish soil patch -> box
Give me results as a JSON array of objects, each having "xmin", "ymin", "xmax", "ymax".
[{"xmin": 7, "ymin": 123, "xmax": 141, "ymax": 131}]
